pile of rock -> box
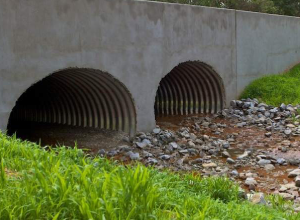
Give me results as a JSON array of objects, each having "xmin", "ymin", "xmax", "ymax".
[
  {"xmin": 98, "ymin": 98, "xmax": 300, "ymax": 202},
  {"xmin": 226, "ymin": 99, "xmax": 300, "ymax": 137}
]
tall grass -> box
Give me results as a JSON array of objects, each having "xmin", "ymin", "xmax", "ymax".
[
  {"xmin": 0, "ymin": 132, "xmax": 299, "ymax": 219},
  {"xmin": 240, "ymin": 64, "xmax": 300, "ymax": 106}
]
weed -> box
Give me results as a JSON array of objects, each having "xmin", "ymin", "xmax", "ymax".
[{"xmin": 0, "ymin": 132, "xmax": 299, "ymax": 219}]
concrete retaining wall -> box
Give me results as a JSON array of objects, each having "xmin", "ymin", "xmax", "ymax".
[
  {"xmin": 236, "ymin": 11, "xmax": 300, "ymax": 94},
  {"xmin": 0, "ymin": 0, "xmax": 300, "ymax": 132}
]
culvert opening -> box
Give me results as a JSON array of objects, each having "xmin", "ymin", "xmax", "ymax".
[
  {"xmin": 7, "ymin": 68, "xmax": 136, "ymax": 150},
  {"xmin": 155, "ymin": 61, "xmax": 225, "ymax": 120}
]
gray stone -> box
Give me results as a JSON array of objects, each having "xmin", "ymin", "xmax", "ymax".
[
  {"xmin": 284, "ymin": 129, "xmax": 292, "ymax": 135},
  {"xmin": 222, "ymin": 151, "xmax": 231, "ymax": 158},
  {"xmin": 147, "ymin": 158, "xmax": 158, "ymax": 165},
  {"xmin": 191, "ymin": 158, "xmax": 203, "ymax": 164},
  {"xmin": 237, "ymin": 151, "xmax": 250, "ymax": 160},
  {"xmin": 295, "ymin": 176, "xmax": 300, "ymax": 187},
  {"xmin": 153, "ymin": 128, "xmax": 161, "ymax": 134},
  {"xmin": 250, "ymin": 193, "xmax": 267, "ymax": 205},
  {"xmin": 127, "ymin": 151, "xmax": 140, "ymax": 160},
  {"xmin": 169, "ymin": 142, "xmax": 178, "ymax": 149},
  {"xmin": 288, "ymin": 169, "xmax": 300, "ymax": 178},
  {"xmin": 231, "ymin": 170, "xmax": 239, "ymax": 176},
  {"xmin": 278, "ymin": 193, "xmax": 294, "ymax": 200},
  {"xmin": 245, "ymin": 177, "xmax": 257, "ymax": 186},
  {"xmin": 98, "ymin": 149, "xmax": 106, "ymax": 155},
  {"xmin": 264, "ymin": 164, "xmax": 275, "ymax": 171},
  {"xmin": 258, "ymin": 159, "xmax": 271, "ymax": 166},
  {"xmin": 107, "ymin": 150, "xmax": 118, "ymax": 157},
  {"xmin": 227, "ymin": 158, "xmax": 236, "ymax": 164},
  {"xmin": 160, "ymin": 155, "xmax": 171, "ymax": 160},
  {"xmin": 188, "ymin": 141, "xmax": 196, "ymax": 148},
  {"xmin": 222, "ymin": 141, "xmax": 230, "ymax": 149},
  {"xmin": 280, "ymin": 103, "xmax": 287, "ymax": 111},
  {"xmin": 277, "ymin": 158, "xmax": 287, "ymax": 165},
  {"xmin": 265, "ymin": 132, "xmax": 272, "ymax": 137}
]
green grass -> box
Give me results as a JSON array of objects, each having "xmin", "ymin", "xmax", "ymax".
[
  {"xmin": 240, "ymin": 64, "xmax": 300, "ymax": 106},
  {"xmin": 0, "ymin": 132, "xmax": 299, "ymax": 219}
]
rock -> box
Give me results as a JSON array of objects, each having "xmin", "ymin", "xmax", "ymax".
[
  {"xmin": 143, "ymin": 151, "xmax": 153, "ymax": 158},
  {"xmin": 250, "ymin": 193, "xmax": 267, "ymax": 205},
  {"xmin": 237, "ymin": 151, "xmax": 250, "ymax": 160},
  {"xmin": 277, "ymin": 158, "xmax": 287, "ymax": 165},
  {"xmin": 278, "ymin": 193, "xmax": 294, "ymax": 200},
  {"xmin": 230, "ymin": 100, "xmax": 237, "ymax": 108},
  {"xmin": 222, "ymin": 141, "xmax": 230, "ymax": 149},
  {"xmin": 127, "ymin": 151, "xmax": 140, "ymax": 160},
  {"xmin": 231, "ymin": 170, "xmax": 239, "ymax": 176},
  {"xmin": 284, "ymin": 129, "xmax": 292, "ymax": 135},
  {"xmin": 288, "ymin": 169, "xmax": 300, "ymax": 178},
  {"xmin": 265, "ymin": 132, "xmax": 272, "ymax": 137},
  {"xmin": 245, "ymin": 177, "xmax": 257, "ymax": 186},
  {"xmin": 288, "ymin": 159, "xmax": 300, "ymax": 166},
  {"xmin": 264, "ymin": 164, "xmax": 275, "ymax": 171},
  {"xmin": 258, "ymin": 159, "xmax": 271, "ymax": 166},
  {"xmin": 153, "ymin": 128, "xmax": 161, "ymax": 134},
  {"xmin": 169, "ymin": 142, "xmax": 178, "ymax": 149},
  {"xmin": 147, "ymin": 158, "xmax": 158, "ymax": 165},
  {"xmin": 227, "ymin": 158, "xmax": 236, "ymax": 164},
  {"xmin": 281, "ymin": 140, "xmax": 291, "ymax": 146},
  {"xmin": 222, "ymin": 151, "xmax": 231, "ymax": 158},
  {"xmin": 179, "ymin": 149, "xmax": 189, "ymax": 154},
  {"xmin": 203, "ymin": 162, "xmax": 217, "ymax": 168},
  {"xmin": 279, "ymin": 186, "xmax": 287, "ymax": 192},
  {"xmin": 280, "ymin": 103, "xmax": 286, "ymax": 111},
  {"xmin": 136, "ymin": 139, "xmax": 151, "ymax": 149},
  {"xmin": 243, "ymin": 102, "xmax": 254, "ymax": 108},
  {"xmin": 107, "ymin": 150, "xmax": 118, "ymax": 157},
  {"xmin": 237, "ymin": 122, "xmax": 247, "ymax": 128},
  {"xmin": 190, "ymin": 133, "xmax": 197, "ymax": 141},
  {"xmin": 188, "ymin": 141, "xmax": 196, "ymax": 148},
  {"xmin": 159, "ymin": 155, "xmax": 171, "ymax": 160},
  {"xmin": 286, "ymin": 124, "xmax": 296, "ymax": 128},
  {"xmin": 280, "ymin": 147, "xmax": 288, "ymax": 153},
  {"xmin": 295, "ymin": 176, "xmax": 300, "ymax": 187},
  {"xmin": 118, "ymin": 145, "xmax": 132, "ymax": 152},
  {"xmin": 98, "ymin": 149, "xmax": 106, "ymax": 155},
  {"xmin": 191, "ymin": 158, "xmax": 203, "ymax": 164}
]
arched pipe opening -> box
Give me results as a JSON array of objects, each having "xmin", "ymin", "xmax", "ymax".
[
  {"xmin": 7, "ymin": 68, "xmax": 137, "ymax": 139},
  {"xmin": 155, "ymin": 61, "xmax": 225, "ymax": 118}
]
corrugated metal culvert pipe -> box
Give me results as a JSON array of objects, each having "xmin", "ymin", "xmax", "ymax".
[
  {"xmin": 8, "ymin": 68, "xmax": 137, "ymax": 136},
  {"xmin": 155, "ymin": 61, "xmax": 225, "ymax": 116}
]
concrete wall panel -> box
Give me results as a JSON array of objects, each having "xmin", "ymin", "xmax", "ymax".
[
  {"xmin": 236, "ymin": 11, "xmax": 300, "ymax": 95},
  {"xmin": 1, "ymin": 0, "xmax": 300, "ymax": 133}
]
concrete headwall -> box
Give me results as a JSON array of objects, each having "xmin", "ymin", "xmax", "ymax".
[
  {"xmin": 236, "ymin": 11, "xmax": 300, "ymax": 94},
  {"xmin": 0, "ymin": 0, "xmax": 300, "ymax": 132}
]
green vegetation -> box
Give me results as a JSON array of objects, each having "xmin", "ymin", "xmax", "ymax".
[
  {"xmin": 0, "ymin": 132, "xmax": 299, "ymax": 219},
  {"xmin": 151, "ymin": 0, "xmax": 300, "ymax": 17},
  {"xmin": 240, "ymin": 64, "xmax": 300, "ymax": 106}
]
